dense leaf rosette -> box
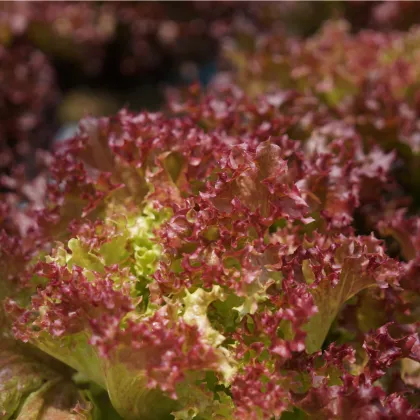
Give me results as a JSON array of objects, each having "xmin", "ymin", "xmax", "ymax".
[
  {"xmin": 224, "ymin": 19, "xmax": 420, "ymax": 205},
  {"xmin": 1, "ymin": 84, "xmax": 420, "ymax": 418}
]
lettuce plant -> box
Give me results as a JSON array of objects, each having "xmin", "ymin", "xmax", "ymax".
[
  {"xmin": 0, "ymin": 42, "xmax": 58, "ymax": 179},
  {"xmin": 0, "ymin": 1, "xmax": 241, "ymax": 78},
  {"xmin": 224, "ymin": 19, "xmax": 420, "ymax": 206},
  {"xmin": 1, "ymin": 81, "xmax": 419, "ymax": 419}
]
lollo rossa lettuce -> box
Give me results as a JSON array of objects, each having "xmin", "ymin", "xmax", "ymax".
[{"xmin": 1, "ymin": 18, "xmax": 420, "ymax": 420}]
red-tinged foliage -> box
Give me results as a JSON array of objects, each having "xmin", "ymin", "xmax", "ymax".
[
  {"xmin": 154, "ymin": 141, "xmax": 310, "ymax": 298},
  {"xmin": 363, "ymin": 323, "xmax": 420, "ymax": 383},
  {"xmin": 3, "ymin": 5, "xmax": 420, "ymax": 418},
  {"xmin": 232, "ymin": 283, "xmax": 317, "ymax": 362},
  {"xmin": 370, "ymin": 1, "xmax": 420, "ymax": 31},
  {"xmin": 0, "ymin": 42, "xmax": 58, "ymax": 176},
  {"xmin": 169, "ymin": 87, "xmax": 399, "ymax": 231},
  {"xmin": 231, "ymin": 362, "xmax": 289, "ymax": 419},
  {"xmin": 0, "ymin": 0, "xmax": 248, "ymax": 195},
  {"xmin": 8, "ymin": 262, "xmax": 133, "ymax": 341},
  {"xmin": 242, "ymin": 1, "xmax": 420, "ymax": 36},
  {"xmin": 68, "ymin": 218, "xmax": 123, "ymax": 252},
  {"xmin": 291, "ymin": 341, "xmax": 420, "ymax": 420},
  {"xmin": 378, "ymin": 208, "xmax": 420, "ymax": 262},
  {"xmin": 0, "ymin": 230, "xmax": 34, "ymax": 292},
  {"xmin": 1, "ymin": 84, "xmax": 420, "ymax": 418},
  {"xmin": 91, "ymin": 306, "xmax": 221, "ymax": 398},
  {"xmin": 225, "ymin": 19, "xmax": 420, "ymax": 206},
  {"xmin": 0, "ymin": 1, "xmax": 243, "ymax": 78},
  {"xmin": 295, "ymin": 376, "xmax": 420, "ymax": 420}
]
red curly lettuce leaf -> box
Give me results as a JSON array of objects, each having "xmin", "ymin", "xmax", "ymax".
[
  {"xmin": 302, "ymin": 234, "xmax": 402, "ymax": 353},
  {"xmin": 292, "ymin": 339, "xmax": 420, "ymax": 420}
]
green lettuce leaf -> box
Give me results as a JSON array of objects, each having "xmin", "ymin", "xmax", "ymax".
[
  {"xmin": 304, "ymin": 236, "xmax": 400, "ymax": 353},
  {"xmin": 0, "ymin": 340, "xmax": 94, "ymax": 419}
]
